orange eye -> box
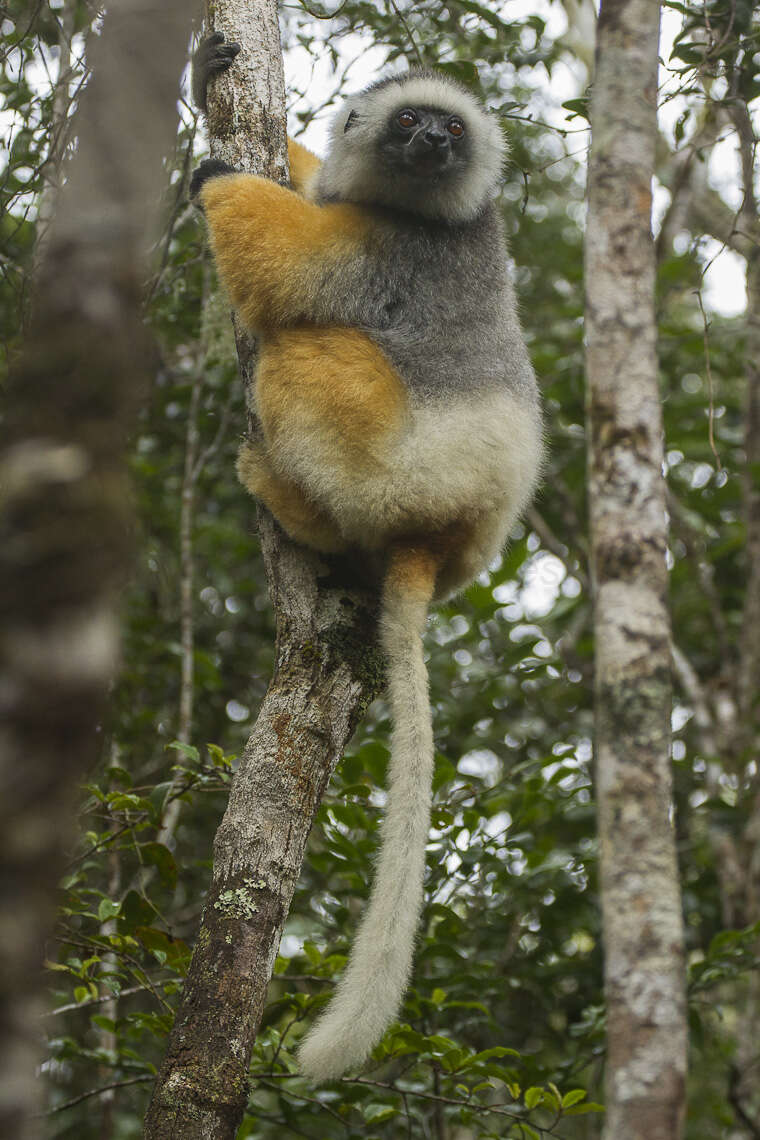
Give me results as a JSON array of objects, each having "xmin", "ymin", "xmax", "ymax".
[
  {"xmin": 447, "ymin": 117, "xmax": 465, "ymax": 137},
  {"xmin": 397, "ymin": 108, "xmax": 418, "ymax": 129}
]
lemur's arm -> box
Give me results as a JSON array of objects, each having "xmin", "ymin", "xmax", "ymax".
[{"xmin": 192, "ymin": 165, "xmax": 372, "ymax": 330}]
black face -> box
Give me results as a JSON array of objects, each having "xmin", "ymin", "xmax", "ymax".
[{"xmin": 380, "ymin": 105, "xmax": 469, "ymax": 178}]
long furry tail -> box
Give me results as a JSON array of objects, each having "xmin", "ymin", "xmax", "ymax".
[{"xmin": 298, "ymin": 542, "xmax": 438, "ymax": 1083}]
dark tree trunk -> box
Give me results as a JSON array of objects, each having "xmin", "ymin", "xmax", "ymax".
[{"xmin": 0, "ymin": 3, "xmax": 194, "ymax": 1136}]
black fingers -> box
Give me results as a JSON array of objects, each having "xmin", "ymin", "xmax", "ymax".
[
  {"xmin": 190, "ymin": 158, "xmax": 236, "ymax": 204},
  {"xmin": 191, "ymin": 32, "xmax": 242, "ymax": 111}
]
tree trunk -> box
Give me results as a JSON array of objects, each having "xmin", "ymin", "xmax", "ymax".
[
  {"xmin": 584, "ymin": 1, "xmax": 688, "ymax": 1137},
  {"xmin": 726, "ymin": 93, "xmax": 760, "ymax": 1134},
  {"xmin": 143, "ymin": 4, "xmax": 383, "ymax": 1137},
  {"xmin": 0, "ymin": 3, "xmax": 193, "ymax": 1137}
]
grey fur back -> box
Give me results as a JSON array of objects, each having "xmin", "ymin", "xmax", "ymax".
[
  {"xmin": 299, "ymin": 203, "xmax": 536, "ymax": 405},
  {"xmin": 369, "ymin": 205, "xmax": 535, "ymax": 403}
]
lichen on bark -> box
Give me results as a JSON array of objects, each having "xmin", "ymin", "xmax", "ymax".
[{"xmin": 585, "ymin": 0, "xmax": 688, "ymax": 1136}]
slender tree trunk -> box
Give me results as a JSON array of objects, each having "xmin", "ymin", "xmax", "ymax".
[
  {"xmin": 143, "ymin": 4, "xmax": 382, "ymax": 1136},
  {"xmin": 584, "ymin": 1, "xmax": 687, "ymax": 1137},
  {"xmin": 0, "ymin": 4, "xmax": 193, "ymax": 1137},
  {"xmin": 726, "ymin": 95, "xmax": 760, "ymax": 1133},
  {"xmin": 33, "ymin": 0, "xmax": 77, "ymax": 271}
]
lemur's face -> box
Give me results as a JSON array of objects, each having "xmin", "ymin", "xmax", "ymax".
[{"xmin": 380, "ymin": 105, "xmax": 471, "ymax": 179}]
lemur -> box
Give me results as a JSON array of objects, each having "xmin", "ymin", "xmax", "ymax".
[{"xmin": 191, "ymin": 35, "xmax": 543, "ymax": 1083}]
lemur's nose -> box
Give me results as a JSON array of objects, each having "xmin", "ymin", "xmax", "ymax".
[{"xmin": 425, "ymin": 128, "xmax": 448, "ymax": 148}]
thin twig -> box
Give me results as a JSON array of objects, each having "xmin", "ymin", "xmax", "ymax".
[
  {"xmin": 251, "ymin": 1071, "xmax": 563, "ymax": 1135},
  {"xmin": 695, "ymin": 289, "xmax": 723, "ymax": 470},
  {"xmin": 40, "ymin": 1074, "xmax": 154, "ymax": 1115},
  {"xmin": 258, "ymin": 1079, "xmax": 352, "ymax": 1131},
  {"xmin": 43, "ymin": 982, "xmax": 164, "ymax": 1016},
  {"xmin": 387, "ymin": 0, "xmax": 425, "ymax": 68}
]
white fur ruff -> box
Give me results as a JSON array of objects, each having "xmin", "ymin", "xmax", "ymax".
[
  {"xmin": 318, "ymin": 73, "xmax": 507, "ymax": 223},
  {"xmin": 297, "ymin": 580, "xmax": 434, "ymax": 1082}
]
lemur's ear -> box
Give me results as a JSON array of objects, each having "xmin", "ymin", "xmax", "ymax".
[{"xmin": 344, "ymin": 109, "xmax": 360, "ymax": 133}]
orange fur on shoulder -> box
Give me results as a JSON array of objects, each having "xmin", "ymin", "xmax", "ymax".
[
  {"xmin": 200, "ymin": 174, "xmax": 371, "ymax": 330},
  {"xmin": 287, "ymin": 137, "xmax": 322, "ymax": 196}
]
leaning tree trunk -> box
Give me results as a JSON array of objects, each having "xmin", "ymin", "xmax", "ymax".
[
  {"xmin": 143, "ymin": 4, "xmax": 382, "ymax": 1138},
  {"xmin": 585, "ymin": 1, "xmax": 688, "ymax": 1138},
  {"xmin": 0, "ymin": 4, "xmax": 194, "ymax": 1137}
]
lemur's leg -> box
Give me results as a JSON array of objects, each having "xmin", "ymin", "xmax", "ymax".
[
  {"xmin": 236, "ymin": 438, "xmax": 348, "ymax": 554},
  {"xmin": 255, "ymin": 328, "xmax": 407, "ymax": 472}
]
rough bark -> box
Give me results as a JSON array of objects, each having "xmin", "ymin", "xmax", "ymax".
[
  {"xmin": 0, "ymin": 4, "xmax": 193, "ymax": 1137},
  {"xmin": 143, "ymin": 4, "xmax": 383, "ymax": 1137},
  {"xmin": 584, "ymin": 1, "xmax": 688, "ymax": 1137}
]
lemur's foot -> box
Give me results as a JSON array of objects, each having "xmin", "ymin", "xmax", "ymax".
[{"xmin": 191, "ymin": 32, "xmax": 241, "ymax": 111}]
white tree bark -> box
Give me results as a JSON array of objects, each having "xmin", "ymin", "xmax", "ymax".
[{"xmin": 585, "ymin": 1, "xmax": 688, "ymax": 1136}]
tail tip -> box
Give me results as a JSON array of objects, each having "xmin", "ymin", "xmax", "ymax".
[{"xmin": 297, "ymin": 1029, "xmax": 361, "ymax": 1084}]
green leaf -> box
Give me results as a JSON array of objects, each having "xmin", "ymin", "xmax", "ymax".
[
  {"xmin": 435, "ymin": 60, "xmax": 481, "ymax": 86},
  {"xmin": 440, "ymin": 1047, "xmax": 469, "ymax": 1072},
  {"xmin": 139, "ymin": 842, "xmax": 178, "ymax": 889},
  {"xmin": 107, "ymin": 792, "xmax": 144, "ymax": 811},
  {"xmin": 470, "ymin": 1046, "xmax": 521, "ymax": 1064},
  {"xmin": 91, "ymin": 1015, "xmax": 116, "ymax": 1032},
  {"xmin": 207, "ymin": 742, "xmax": 234, "ymax": 768},
  {"xmin": 302, "ymin": 941, "xmax": 322, "ymax": 965},
  {"xmin": 119, "ymin": 890, "xmax": 158, "ymax": 932},
  {"xmin": 562, "ymin": 1088, "xmax": 587, "ymax": 1108},
  {"xmin": 167, "ymin": 740, "xmax": 200, "ymax": 762},
  {"xmin": 136, "ymin": 927, "xmax": 191, "ymax": 972},
  {"xmin": 363, "ymin": 1103, "xmax": 397, "ymax": 1123},
  {"xmin": 98, "ymin": 898, "xmax": 121, "ymax": 922},
  {"xmin": 562, "ymin": 96, "xmax": 590, "ymax": 123},
  {"xmin": 524, "ymin": 1086, "xmax": 544, "ymax": 1109}
]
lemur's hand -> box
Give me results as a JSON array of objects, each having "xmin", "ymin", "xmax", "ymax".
[
  {"xmin": 191, "ymin": 32, "xmax": 241, "ymax": 112},
  {"xmin": 190, "ymin": 159, "xmax": 236, "ymax": 205}
]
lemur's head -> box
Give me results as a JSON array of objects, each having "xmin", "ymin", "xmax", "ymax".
[{"xmin": 316, "ymin": 70, "xmax": 507, "ymax": 224}]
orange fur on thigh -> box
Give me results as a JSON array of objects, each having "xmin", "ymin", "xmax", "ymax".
[
  {"xmin": 236, "ymin": 440, "xmax": 347, "ymax": 553},
  {"xmin": 256, "ymin": 327, "xmax": 408, "ymax": 470},
  {"xmin": 385, "ymin": 521, "xmax": 477, "ymax": 601}
]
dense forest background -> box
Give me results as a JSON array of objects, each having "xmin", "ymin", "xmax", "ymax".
[{"xmin": 1, "ymin": 0, "xmax": 759, "ymax": 1136}]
